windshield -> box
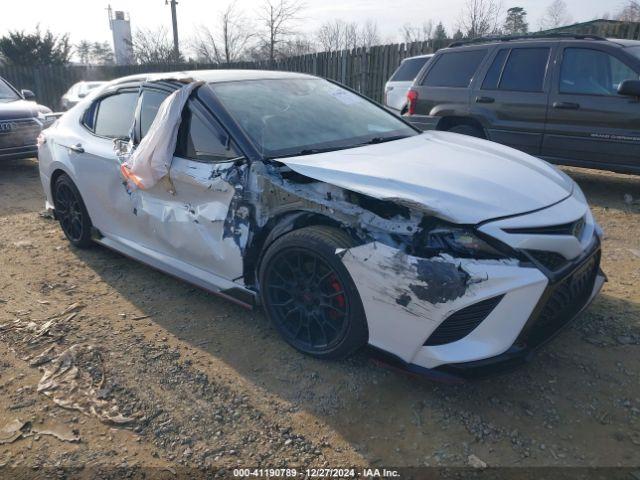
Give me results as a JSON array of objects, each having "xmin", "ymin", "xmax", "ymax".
[
  {"xmin": 626, "ymin": 45, "xmax": 640, "ymax": 60},
  {"xmin": 0, "ymin": 78, "xmax": 19, "ymax": 102},
  {"xmin": 210, "ymin": 78, "xmax": 417, "ymax": 158}
]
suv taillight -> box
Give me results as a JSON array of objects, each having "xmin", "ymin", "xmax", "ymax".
[{"xmin": 406, "ymin": 89, "xmax": 418, "ymax": 115}]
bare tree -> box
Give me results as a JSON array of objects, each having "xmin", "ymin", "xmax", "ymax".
[
  {"xmin": 360, "ymin": 20, "xmax": 380, "ymax": 47},
  {"xmin": 400, "ymin": 20, "xmax": 434, "ymax": 43},
  {"xmin": 192, "ymin": 2, "xmax": 254, "ymax": 64},
  {"xmin": 617, "ymin": 1, "xmax": 640, "ymax": 22},
  {"xmin": 458, "ymin": 0, "xmax": 502, "ymax": 38},
  {"xmin": 279, "ymin": 35, "xmax": 316, "ymax": 56},
  {"xmin": 538, "ymin": 0, "xmax": 573, "ymax": 30},
  {"xmin": 316, "ymin": 19, "xmax": 380, "ymax": 51},
  {"xmin": 129, "ymin": 27, "xmax": 177, "ymax": 65},
  {"xmin": 317, "ymin": 20, "xmax": 353, "ymax": 51},
  {"xmin": 192, "ymin": 27, "xmax": 221, "ymax": 63},
  {"xmin": 257, "ymin": 0, "xmax": 305, "ymax": 65}
]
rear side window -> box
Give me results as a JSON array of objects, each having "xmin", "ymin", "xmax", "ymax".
[
  {"xmin": 499, "ymin": 48, "xmax": 550, "ymax": 92},
  {"xmin": 177, "ymin": 105, "xmax": 238, "ymax": 162},
  {"xmin": 139, "ymin": 89, "xmax": 169, "ymax": 138},
  {"xmin": 92, "ymin": 92, "xmax": 138, "ymax": 138},
  {"xmin": 482, "ymin": 49, "xmax": 509, "ymax": 90},
  {"xmin": 560, "ymin": 48, "xmax": 639, "ymax": 96},
  {"xmin": 421, "ymin": 50, "xmax": 487, "ymax": 87},
  {"xmin": 390, "ymin": 57, "xmax": 431, "ymax": 82}
]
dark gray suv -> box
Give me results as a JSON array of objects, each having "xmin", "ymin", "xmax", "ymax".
[{"xmin": 405, "ymin": 35, "xmax": 640, "ymax": 175}]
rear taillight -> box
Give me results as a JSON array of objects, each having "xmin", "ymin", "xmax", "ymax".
[{"xmin": 406, "ymin": 89, "xmax": 418, "ymax": 115}]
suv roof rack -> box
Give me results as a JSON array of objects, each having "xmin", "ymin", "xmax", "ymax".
[{"xmin": 447, "ymin": 33, "xmax": 607, "ymax": 48}]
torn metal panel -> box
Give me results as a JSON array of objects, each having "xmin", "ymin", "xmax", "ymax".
[{"xmin": 249, "ymin": 161, "xmax": 423, "ymax": 244}]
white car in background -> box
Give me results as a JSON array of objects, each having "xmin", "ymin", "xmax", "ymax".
[
  {"xmin": 60, "ymin": 81, "xmax": 108, "ymax": 110},
  {"xmin": 384, "ymin": 54, "xmax": 433, "ymax": 113},
  {"xmin": 38, "ymin": 70, "xmax": 605, "ymax": 382}
]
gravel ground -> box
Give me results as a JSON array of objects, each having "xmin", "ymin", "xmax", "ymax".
[{"xmin": 0, "ymin": 158, "xmax": 638, "ymax": 476}]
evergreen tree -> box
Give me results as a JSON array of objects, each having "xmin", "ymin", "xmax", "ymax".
[{"xmin": 503, "ymin": 7, "xmax": 529, "ymax": 35}]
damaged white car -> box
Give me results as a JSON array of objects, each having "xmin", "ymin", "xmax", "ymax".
[{"xmin": 38, "ymin": 70, "xmax": 605, "ymax": 381}]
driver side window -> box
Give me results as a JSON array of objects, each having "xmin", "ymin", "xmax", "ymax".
[
  {"xmin": 560, "ymin": 48, "xmax": 639, "ymax": 96},
  {"xmin": 176, "ymin": 104, "xmax": 239, "ymax": 163}
]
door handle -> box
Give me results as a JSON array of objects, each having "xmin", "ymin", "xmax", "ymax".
[
  {"xmin": 68, "ymin": 143, "xmax": 84, "ymax": 153},
  {"xmin": 552, "ymin": 101, "xmax": 580, "ymax": 110},
  {"xmin": 475, "ymin": 96, "xmax": 495, "ymax": 104}
]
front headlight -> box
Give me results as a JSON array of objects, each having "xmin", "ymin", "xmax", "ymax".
[
  {"xmin": 424, "ymin": 226, "xmax": 506, "ymax": 259},
  {"xmin": 572, "ymin": 181, "xmax": 587, "ymax": 204}
]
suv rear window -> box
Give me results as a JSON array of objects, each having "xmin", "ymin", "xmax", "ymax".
[
  {"xmin": 390, "ymin": 57, "xmax": 431, "ymax": 82},
  {"xmin": 421, "ymin": 50, "xmax": 487, "ymax": 88}
]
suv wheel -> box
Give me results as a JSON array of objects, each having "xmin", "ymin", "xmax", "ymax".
[
  {"xmin": 259, "ymin": 226, "xmax": 368, "ymax": 359},
  {"xmin": 447, "ymin": 124, "xmax": 485, "ymax": 138}
]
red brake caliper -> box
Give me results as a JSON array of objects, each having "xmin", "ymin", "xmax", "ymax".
[{"xmin": 329, "ymin": 274, "xmax": 345, "ymax": 320}]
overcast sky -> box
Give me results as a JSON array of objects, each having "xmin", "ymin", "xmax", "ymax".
[{"xmin": 0, "ymin": 0, "xmax": 624, "ymax": 53}]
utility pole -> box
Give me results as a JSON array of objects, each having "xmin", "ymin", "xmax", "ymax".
[{"xmin": 166, "ymin": 0, "xmax": 180, "ymax": 61}]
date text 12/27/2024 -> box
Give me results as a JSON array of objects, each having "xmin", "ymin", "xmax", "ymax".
[{"xmin": 232, "ymin": 468, "xmax": 401, "ymax": 478}]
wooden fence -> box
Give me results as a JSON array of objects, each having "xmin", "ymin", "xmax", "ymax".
[
  {"xmin": 2, "ymin": 20, "xmax": 639, "ymax": 111},
  {"xmin": 0, "ymin": 41, "xmax": 437, "ymax": 110}
]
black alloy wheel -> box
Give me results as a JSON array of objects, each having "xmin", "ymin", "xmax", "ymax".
[
  {"xmin": 53, "ymin": 174, "xmax": 93, "ymax": 248},
  {"xmin": 259, "ymin": 226, "xmax": 368, "ymax": 359}
]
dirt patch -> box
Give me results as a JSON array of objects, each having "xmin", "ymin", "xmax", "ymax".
[{"xmin": 0, "ymin": 158, "xmax": 639, "ymax": 473}]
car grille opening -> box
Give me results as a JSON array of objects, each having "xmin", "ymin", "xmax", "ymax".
[
  {"xmin": 526, "ymin": 250, "xmax": 568, "ymax": 271},
  {"xmin": 520, "ymin": 250, "xmax": 599, "ymax": 348},
  {"xmin": 503, "ymin": 217, "xmax": 586, "ymax": 239},
  {"xmin": 424, "ymin": 295, "xmax": 504, "ymax": 346}
]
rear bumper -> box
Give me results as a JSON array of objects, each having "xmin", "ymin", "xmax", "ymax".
[
  {"xmin": 405, "ymin": 114, "xmax": 440, "ymax": 131},
  {"xmin": 0, "ymin": 145, "xmax": 38, "ymax": 160},
  {"xmin": 372, "ymin": 244, "xmax": 605, "ymax": 383}
]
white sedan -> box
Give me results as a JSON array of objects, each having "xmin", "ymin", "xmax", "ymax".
[{"xmin": 37, "ymin": 70, "xmax": 605, "ymax": 381}]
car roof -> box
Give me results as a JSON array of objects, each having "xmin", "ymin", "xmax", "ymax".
[
  {"xmin": 445, "ymin": 34, "xmax": 621, "ymax": 50},
  {"xmin": 402, "ymin": 54, "xmax": 434, "ymax": 61},
  {"xmin": 109, "ymin": 69, "xmax": 314, "ymax": 88},
  {"xmin": 609, "ymin": 38, "xmax": 640, "ymax": 48}
]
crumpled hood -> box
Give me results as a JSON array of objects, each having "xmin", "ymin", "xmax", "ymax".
[{"xmin": 279, "ymin": 131, "xmax": 574, "ymax": 224}]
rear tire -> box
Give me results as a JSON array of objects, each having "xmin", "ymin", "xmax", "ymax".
[
  {"xmin": 447, "ymin": 124, "xmax": 485, "ymax": 138},
  {"xmin": 259, "ymin": 226, "xmax": 368, "ymax": 359},
  {"xmin": 52, "ymin": 174, "xmax": 93, "ymax": 248}
]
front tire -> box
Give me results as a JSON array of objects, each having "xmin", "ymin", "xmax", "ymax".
[
  {"xmin": 52, "ymin": 174, "xmax": 93, "ymax": 248},
  {"xmin": 259, "ymin": 226, "xmax": 368, "ymax": 359}
]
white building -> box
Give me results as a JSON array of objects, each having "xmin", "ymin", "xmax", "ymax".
[{"xmin": 108, "ymin": 5, "xmax": 134, "ymax": 65}]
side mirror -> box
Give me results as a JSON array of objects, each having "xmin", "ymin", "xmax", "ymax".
[
  {"xmin": 21, "ymin": 89, "xmax": 36, "ymax": 101},
  {"xmin": 618, "ymin": 79, "xmax": 640, "ymax": 97}
]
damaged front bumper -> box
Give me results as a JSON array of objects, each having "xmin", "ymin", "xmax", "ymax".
[{"xmin": 340, "ymin": 237, "xmax": 604, "ymax": 383}]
